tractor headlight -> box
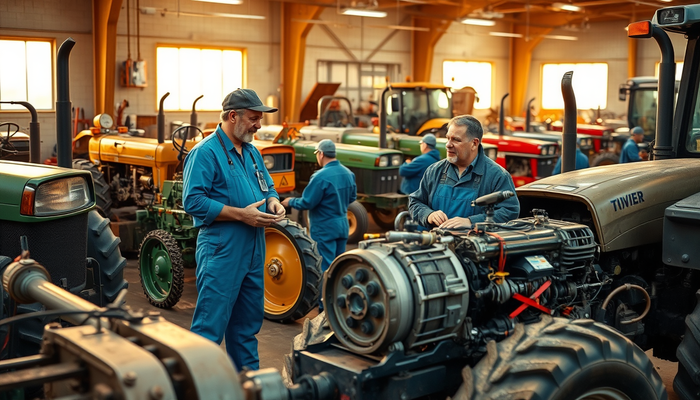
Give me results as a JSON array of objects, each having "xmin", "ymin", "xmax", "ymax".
[
  {"xmin": 391, "ymin": 154, "xmax": 402, "ymax": 166},
  {"xmin": 548, "ymin": 146, "xmax": 556, "ymax": 155},
  {"xmin": 377, "ymin": 155, "xmax": 389, "ymax": 167},
  {"xmin": 23, "ymin": 176, "xmax": 92, "ymax": 216},
  {"xmin": 540, "ymin": 146, "xmax": 548, "ymax": 156},
  {"xmin": 263, "ymin": 155, "xmax": 275, "ymax": 170},
  {"xmin": 485, "ymin": 148, "xmax": 498, "ymax": 161}
]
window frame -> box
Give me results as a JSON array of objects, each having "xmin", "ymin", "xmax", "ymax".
[
  {"xmin": 0, "ymin": 36, "xmax": 56, "ymax": 112},
  {"xmin": 316, "ymin": 60, "xmax": 401, "ymax": 111},
  {"xmin": 441, "ymin": 59, "xmax": 494, "ymax": 110},
  {"xmin": 155, "ymin": 43, "xmax": 247, "ymax": 112}
]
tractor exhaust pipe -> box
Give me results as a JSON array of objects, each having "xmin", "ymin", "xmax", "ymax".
[
  {"xmin": 190, "ymin": 95, "xmax": 203, "ymax": 140},
  {"xmin": 652, "ymin": 25, "xmax": 675, "ymax": 160},
  {"xmin": 158, "ymin": 92, "xmax": 170, "ymax": 144},
  {"xmin": 561, "ymin": 71, "xmax": 577, "ymax": 173},
  {"xmin": 0, "ymin": 101, "xmax": 40, "ymax": 163},
  {"xmin": 525, "ymin": 97, "xmax": 535, "ymax": 133},
  {"xmin": 56, "ymin": 38, "xmax": 75, "ymax": 168},
  {"xmin": 379, "ymin": 86, "xmax": 390, "ymax": 149},
  {"xmin": 498, "ymin": 93, "xmax": 509, "ymax": 135}
]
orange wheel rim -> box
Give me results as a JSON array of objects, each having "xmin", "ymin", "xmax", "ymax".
[
  {"xmin": 264, "ymin": 226, "xmax": 304, "ymax": 315},
  {"xmin": 348, "ymin": 211, "xmax": 358, "ymax": 236}
]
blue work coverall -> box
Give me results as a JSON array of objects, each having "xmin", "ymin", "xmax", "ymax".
[
  {"xmin": 289, "ymin": 160, "xmax": 357, "ymax": 271},
  {"xmin": 552, "ymin": 148, "xmax": 590, "ymax": 174},
  {"xmin": 183, "ymin": 125, "xmax": 277, "ymax": 371},
  {"xmin": 620, "ymin": 138, "xmax": 642, "ymax": 163},
  {"xmin": 399, "ymin": 148, "xmax": 440, "ymax": 195},
  {"xmin": 408, "ymin": 145, "xmax": 519, "ymax": 228}
]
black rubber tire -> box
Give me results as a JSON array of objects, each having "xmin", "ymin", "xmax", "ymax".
[
  {"xmin": 457, "ymin": 316, "xmax": 667, "ymax": 400},
  {"xmin": 85, "ymin": 210, "xmax": 128, "ymax": 306},
  {"xmin": 674, "ymin": 290, "xmax": 700, "ymax": 400},
  {"xmin": 347, "ymin": 201, "xmax": 369, "ymax": 244},
  {"xmin": 138, "ymin": 229, "xmax": 185, "ymax": 309},
  {"xmin": 73, "ymin": 159, "xmax": 113, "ymax": 219},
  {"xmin": 370, "ymin": 207, "xmax": 398, "ymax": 231},
  {"xmin": 590, "ymin": 152, "xmax": 619, "ymax": 167},
  {"xmin": 264, "ymin": 219, "xmax": 322, "ymax": 323}
]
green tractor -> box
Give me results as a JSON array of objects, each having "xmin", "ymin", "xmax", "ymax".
[{"xmin": 0, "ymin": 38, "xmax": 127, "ymax": 365}]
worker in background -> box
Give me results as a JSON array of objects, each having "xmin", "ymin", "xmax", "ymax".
[
  {"xmin": 552, "ymin": 141, "xmax": 589, "ymax": 174},
  {"xmin": 409, "ymin": 115, "xmax": 520, "ymax": 230},
  {"xmin": 399, "ymin": 133, "xmax": 441, "ymax": 195},
  {"xmin": 183, "ymin": 88, "xmax": 285, "ymax": 371},
  {"xmin": 282, "ymin": 139, "xmax": 357, "ymax": 311},
  {"xmin": 620, "ymin": 126, "xmax": 646, "ymax": 163}
]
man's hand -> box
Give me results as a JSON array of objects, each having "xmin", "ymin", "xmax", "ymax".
[
  {"xmin": 268, "ymin": 198, "xmax": 286, "ymax": 221},
  {"xmin": 281, "ymin": 197, "xmax": 293, "ymax": 207},
  {"xmin": 427, "ymin": 210, "xmax": 448, "ymax": 226},
  {"xmin": 639, "ymin": 150, "xmax": 649, "ymax": 161},
  {"xmin": 239, "ymin": 199, "xmax": 282, "ymax": 227},
  {"xmin": 439, "ymin": 217, "xmax": 472, "ymax": 230}
]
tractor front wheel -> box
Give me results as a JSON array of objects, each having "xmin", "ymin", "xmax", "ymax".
[
  {"xmin": 264, "ymin": 219, "xmax": 322, "ymax": 323},
  {"xmin": 590, "ymin": 152, "xmax": 619, "ymax": 167},
  {"xmin": 138, "ymin": 229, "xmax": 185, "ymax": 309},
  {"xmin": 370, "ymin": 207, "xmax": 398, "ymax": 231},
  {"xmin": 347, "ymin": 201, "xmax": 369, "ymax": 244}
]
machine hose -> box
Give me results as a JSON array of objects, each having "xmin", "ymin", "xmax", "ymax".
[{"xmin": 600, "ymin": 283, "xmax": 650, "ymax": 325}]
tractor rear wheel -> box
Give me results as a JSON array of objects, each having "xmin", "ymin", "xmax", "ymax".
[
  {"xmin": 590, "ymin": 152, "xmax": 619, "ymax": 167},
  {"xmin": 370, "ymin": 207, "xmax": 399, "ymax": 231},
  {"xmin": 674, "ymin": 290, "xmax": 700, "ymax": 400},
  {"xmin": 73, "ymin": 159, "xmax": 113, "ymax": 218},
  {"xmin": 456, "ymin": 316, "xmax": 667, "ymax": 400},
  {"xmin": 84, "ymin": 210, "xmax": 128, "ymax": 306},
  {"xmin": 264, "ymin": 219, "xmax": 322, "ymax": 323},
  {"xmin": 138, "ymin": 229, "xmax": 185, "ymax": 309},
  {"xmin": 347, "ymin": 201, "xmax": 368, "ymax": 244}
]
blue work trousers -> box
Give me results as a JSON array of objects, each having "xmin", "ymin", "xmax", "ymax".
[{"xmin": 315, "ymin": 237, "xmax": 347, "ymax": 272}]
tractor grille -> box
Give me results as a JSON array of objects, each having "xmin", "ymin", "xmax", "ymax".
[
  {"xmin": 559, "ymin": 226, "xmax": 596, "ymax": 267},
  {"xmin": 0, "ymin": 213, "xmax": 88, "ymax": 291},
  {"xmin": 536, "ymin": 158, "xmax": 556, "ymax": 178},
  {"xmin": 269, "ymin": 153, "xmax": 293, "ymax": 172},
  {"xmin": 351, "ymin": 167, "xmax": 400, "ymax": 195}
]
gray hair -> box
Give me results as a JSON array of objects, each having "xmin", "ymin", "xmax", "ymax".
[
  {"xmin": 448, "ymin": 115, "xmax": 483, "ymax": 141},
  {"xmin": 220, "ymin": 108, "xmax": 246, "ymax": 123}
]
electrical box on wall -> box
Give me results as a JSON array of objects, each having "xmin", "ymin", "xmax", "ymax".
[{"xmin": 120, "ymin": 59, "xmax": 147, "ymax": 88}]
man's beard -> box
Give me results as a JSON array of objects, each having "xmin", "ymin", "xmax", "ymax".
[
  {"xmin": 447, "ymin": 155, "xmax": 458, "ymax": 164},
  {"xmin": 234, "ymin": 124, "xmax": 255, "ymax": 143}
]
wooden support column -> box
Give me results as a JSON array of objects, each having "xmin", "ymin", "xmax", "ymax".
[
  {"xmin": 509, "ymin": 25, "xmax": 551, "ymax": 116},
  {"xmin": 281, "ymin": 3, "xmax": 323, "ymax": 122},
  {"xmin": 93, "ymin": 0, "xmax": 122, "ymax": 116},
  {"xmin": 627, "ymin": 35, "xmax": 638, "ymax": 78},
  {"xmin": 411, "ymin": 17, "xmax": 450, "ymax": 82}
]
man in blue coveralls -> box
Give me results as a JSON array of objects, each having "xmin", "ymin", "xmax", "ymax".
[
  {"xmin": 282, "ymin": 139, "xmax": 357, "ymax": 310},
  {"xmin": 409, "ymin": 115, "xmax": 519, "ymax": 229},
  {"xmin": 399, "ymin": 133, "xmax": 441, "ymax": 195},
  {"xmin": 620, "ymin": 126, "xmax": 646, "ymax": 163},
  {"xmin": 183, "ymin": 88, "xmax": 286, "ymax": 371},
  {"xmin": 551, "ymin": 142, "xmax": 589, "ymax": 175}
]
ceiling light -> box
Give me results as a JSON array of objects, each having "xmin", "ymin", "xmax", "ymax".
[
  {"xmin": 154, "ymin": 8, "xmax": 264, "ymax": 19},
  {"xmin": 552, "ymin": 2, "xmax": 582, "ymax": 12},
  {"xmin": 193, "ymin": 0, "xmax": 243, "ymax": 4},
  {"xmin": 461, "ymin": 18, "xmax": 496, "ymax": 26},
  {"xmin": 341, "ymin": 8, "xmax": 387, "ymax": 18},
  {"xmin": 489, "ymin": 32, "xmax": 523, "ymax": 38},
  {"xmin": 544, "ymin": 34, "xmax": 579, "ymax": 41}
]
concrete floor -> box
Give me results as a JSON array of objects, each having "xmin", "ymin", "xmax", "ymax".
[{"xmin": 121, "ymin": 215, "xmax": 680, "ymax": 399}]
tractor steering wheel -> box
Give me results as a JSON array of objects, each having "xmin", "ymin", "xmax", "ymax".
[
  {"xmin": 171, "ymin": 124, "xmax": 203, "ymax": 161},
  {"xmin": 0, "ymin": 122, "xmax": 21, "ymax": 157}
]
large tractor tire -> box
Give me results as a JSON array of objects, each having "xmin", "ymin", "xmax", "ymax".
[
  {"xmin": 84, "ymin": 210, "xmax": 129, "ymax": 306},
  {"xmin": 590, "ymin": 152, "xmax": 619, "ymax": 167},
  {"xmin": 370, "ymin": 207, "xmax": 399, "ymax": 231},
  {"xmin": 138, "ymin": 229, "xmax": 185, "ymax": 309},
  {"xmin": 674, "ymin": 290, "xmax": 700, "ymax": 400},
  {"xmin": 264, "ymin": 219, "xmax": 322, "ymax": 323},
  {"xmin": 456, "ymin": 316, "xmax": 667, "ymax": 400},
  {"xmin": 73, "ymin": 159, "xmax": 113, "ymax": 219},
  {"xmin": 347, "ymin": 201, "xmax": 369, "ymax": 244}
]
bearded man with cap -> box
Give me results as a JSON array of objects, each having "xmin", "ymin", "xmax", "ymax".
[
  {"xmin": 182, "ymin": 88, "xmax": 285, "ymax": 371},
  {"xmin": 620, "ymin": 126, "xmax": 646, "ymax": 163},
  {"xmin": 399, "ymin": 133, "xmax": 441, "ymax": 195},
  {"xmin": 282, "ymin": 139, "xmax": 357, "ymax": 308}
]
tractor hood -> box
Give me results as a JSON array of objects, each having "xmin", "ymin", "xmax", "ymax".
[
  {"xmin": 293, "ymin": 141, "xmax": 403, "ymax": 170},
  {"xmin": 517, "ymin": 159, "xmax": 700, "ymax": 252}
]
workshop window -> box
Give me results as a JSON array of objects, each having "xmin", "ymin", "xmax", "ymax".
[
  {"xmin": 655, "ymin": 62, "xmax": 684, "ymax": 81},
  {"xmin": 317, "ymin": 61, "xmax": 400, "ymax": 113},
  {"xmin": 541, "ymin": 63, "xmax": 608, "ymax": 110},
  {"xmin": 0, "ymin": 38, "xmax": 53, "ymax": 111},
  {"xmin": 442, "ymin": 61, "xmax": 492, "ymax": 110},
  {"xmin": 156, "ymin": 46, "xmax": 244, "ymax": 111}
]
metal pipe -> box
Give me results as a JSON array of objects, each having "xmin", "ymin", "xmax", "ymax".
[
  {"xmin": 561, "ymin": 71, "xmax": 577, "ymax": 173},
  {"xmin": 652, "ymin": 25, "xmax": 675, "ymax": 160},
  {"xmin": 600, "ymin": 283, "xmax": 651, "ymax": 325},
  {"xmin": 498, "ymin": 93, "xmax": 509, "ymax": 135},
  {"xmin": 379, "ymin": 86, "xmax": 390, "ymax": 149},
  {"xmin": 525, "ymin": 97, "xmax": 535, "ymax": 133},
  {"xmin": 56, "ymin": 38, "xmax": 75, "ymax": 168},
  {"xmin": 0, "ymin": 101, "xmax": 40, "ymax": 163},
  {"xmin": 158, "ymin": 92, "xmax": 170, "ymax": 144},
  {"xmin": 190, "ymin": 95, "xmax": 203, "ymax": 140}
]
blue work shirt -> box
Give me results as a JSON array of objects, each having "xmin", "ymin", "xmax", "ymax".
[
  {"xmin": 289, "ymin": 160, "xmax": 357, "ymax": 241},
  {"xmin": 552, "ymin": 148, "xmax": 590, "ymax": 174},
  {"xmin": 620, "ymin": 138, "xmax": 641, "ymax": 163},
  {"xmin": 399, "ymin": 148, "xmax": 440, "ymax": 195},
  {"xmin": 409, "ymin": 145, "xmax": 519, "ymax": 227}
]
